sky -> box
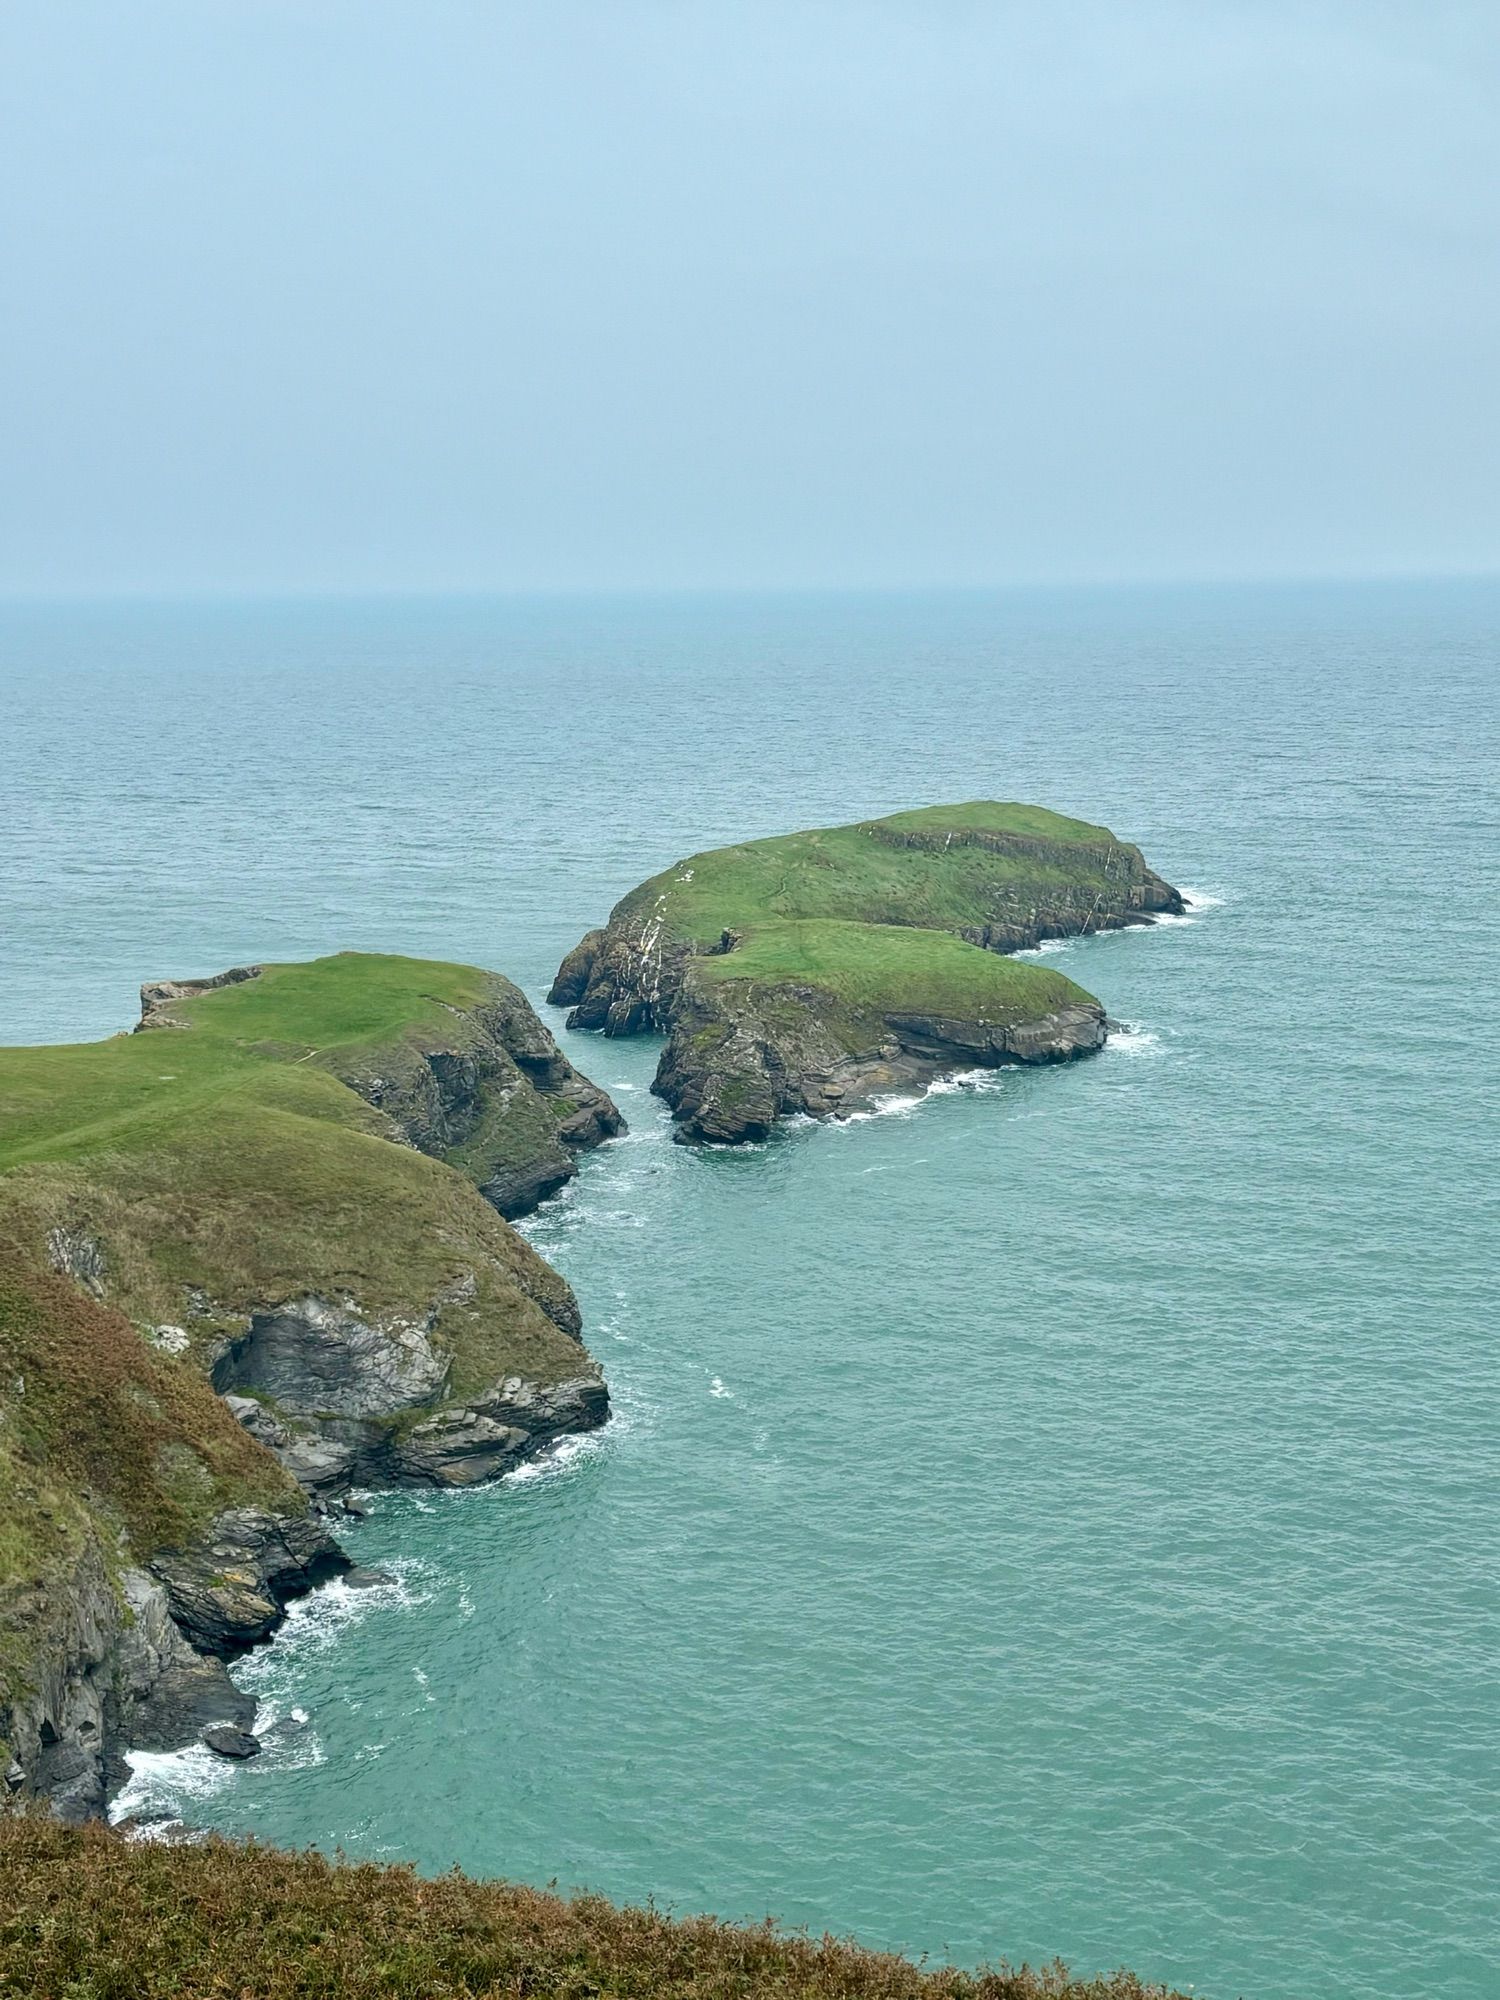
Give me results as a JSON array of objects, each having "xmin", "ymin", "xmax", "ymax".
[{"xmin": 1, "ymin": 2, "xmax": 1497, "ymax": 596}]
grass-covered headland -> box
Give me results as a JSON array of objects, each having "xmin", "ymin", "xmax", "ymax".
[
  {"xmin": 0, "ymin": 1821, "xmax": 1191, "ymax": 2000},
  {"xmin": 551, "ymin": 802, "xmax": 1184, "ymax": 1142},
  {"xmin": 0, "ymin": 953, "xmax": 622, "ymax": 1816}
]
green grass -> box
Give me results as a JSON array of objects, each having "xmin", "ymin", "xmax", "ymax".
[
  {"xmin": 0, "ymin": 953, "xmax": 493, "ymax": 1174},
  {"xmin": 0, "ymin": 1821, "xmax": 1191, "ymax": 2000},
  {"xmin": 0, "ymin": 956, "xmax": 590, "ymax": 1549},
  {"xmin": 874, "ymin": 801, "xmax": 1112, "ymax": 841},
  {"xmin": 611, "ymin": 802, "xmax": 1147, "ymax": 952},
  {"xmin": 696, "ymin": 920, "xmax": 1094, "ymax": 1024},
  {"xmin": 0, "ymin": 953, "xmax": 580, "ymax": 1348}
]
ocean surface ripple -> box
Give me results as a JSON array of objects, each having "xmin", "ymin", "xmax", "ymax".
[{"xmin": 3, "ymin": 583, "xmax": 1496, "ymax": 2000}]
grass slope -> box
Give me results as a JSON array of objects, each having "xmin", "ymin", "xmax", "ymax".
[
  {"xmin": 0, "ymin": 1822, "xmax": 1190, "ymax": 2000},
  {"xmin": 696, "ymin": 920, "xmax": 1095, "ymax": 1025},
  {"xmin": 0, "ymin": 954, "xmax": 497, "ymax": 1175},
  {"xmin": 0, "ymin": 1246, "xmax": 301, "ymax": 1698},
  {"xmin": 0, "ymin": 958, "xmax": 589, "ymax": 1525},
  {"xmin": 614, "ymin": 802, "xmax": 1132, "ymax": 950},
  {"xmin": 0, "ymin": 955, "xmax": 593, "ymax": 1712}
]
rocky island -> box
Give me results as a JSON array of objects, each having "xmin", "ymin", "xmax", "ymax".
[
  {"xmin": 0, "ymin": 953, "xmax": 622, "ymax": 1817},
  {"xmin": 552, "ymin": 802, "xmax": 1184, "ymax": 1141}
]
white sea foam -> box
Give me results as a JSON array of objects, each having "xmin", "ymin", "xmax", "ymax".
[
  {"xmin": 1106, "ymin": 1023, "xmax": 1162, "ymax": 1056},
  {"xmin": 925, "ymin": 1067, "xmax": 1003, "ymax": 1097},
  {"xmin": 258, "ymin": 1566, "xmax": 430, "ymax": 1656},
  {"xmin": 505, "ymin": 1424, "xmax": 608, "ymax": 1485},
  {"xmin": 1151, "ymin": 886, "xmax": 1225, "ymax": 927},
  {"xmin": 836, "ymin": 1091, "xmax": 924, "ymax": 1124},
  {"xmin": 110, "ymin": 1696, "xmax": 328, "ymax": 1827},
  {"xmin": 709, "ymin": 1376, "xmax": 732, "ymax": 1399},
  {"xmin": 111, "ymin": 1742, "xmax": 237, "ymax": 1825}
]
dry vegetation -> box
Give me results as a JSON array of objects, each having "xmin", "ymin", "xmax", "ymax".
[{"xmin": 0, "ymin": 1821, "xmax": 1193, "ymax": 2000}]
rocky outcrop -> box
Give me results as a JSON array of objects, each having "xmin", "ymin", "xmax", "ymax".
[
  {"xmin": 2, "ymin": 1336, "xmax": 603, "ymax": 1817},
  {"xmin": 211, "ymin": 1295, "xmax": 610, "ymax": 1497},
  {"xmin": 0, "ymin": 1541, "xmax": 274, "ymax": 1824},
  {"xmin": 4, "ymin": 953, "xmax": 628, "ymax": 1822},
  {"xmin": 550, "ymin": 823, "xmax": 1183, "ymax": 1044},
  {"xmin": 212, "ymin": 1298, "xmax": 453, "ymax": 1423},
  {"xmin": 136, "ymin": 965, "xmax": 261, "ymax": 1027},
  {"xmin": 381, "ymin": 1375, "xmax": 609, "ymax": 1486},
  {"xmin": 655, "ymin": 982, "xmax": 1109, "ymax": 1145},
  {"xmin": 325, "ymin": 978, "xmax": 624, "ymax": 1219},
  {"xmin": 149, "ymin": 1509, "xmax": 350, "ymax": 1658},
  {"xmin": 548, "ymin": 923, "xmax": 694, "ymax": 1037}
]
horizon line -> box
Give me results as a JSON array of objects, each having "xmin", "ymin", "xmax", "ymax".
[{"xmin": 1, "ymin": 567, "xmax": 1498, "ymax": 610}]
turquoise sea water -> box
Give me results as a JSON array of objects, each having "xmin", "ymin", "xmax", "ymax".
[{"xmin": 2, "ymin": 585, "xmax": 1497, "ymax": 2000}]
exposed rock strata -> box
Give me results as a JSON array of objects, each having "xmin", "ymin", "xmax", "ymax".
[
  {"xmin": 657, "ymin": 989, "xmax": 1109, "ymax": 1145},
  {"xmin": 0, "ymin": 1540, "xmax": 280, "ymax": 1824},
  {"xmin": 149, "ymin": 1509, "xmax": 350, "ymax": 1657},
  {"xmin": 214, "ymin": 1308, "xmax": 610, "ymax": 1495}
]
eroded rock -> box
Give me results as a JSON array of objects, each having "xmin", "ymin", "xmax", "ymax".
[{"xmin": 150, "ymin": 1508, "xmax": 350, "ymax": 1658}]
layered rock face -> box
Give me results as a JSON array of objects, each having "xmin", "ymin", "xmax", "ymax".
[
  {"xmin": 655, "ymin": 982, "xmax": 1109, "ymax": 1145},
  {"xmin": 1, "ymin": 953, "xmax": 624, "ymax": 1817},
  {"xmin": 211, "ymin": 1298, "xmax": 609, "ymax": 1496},
  {"xmin": 552, "ymin": 803, "xmax": 1183, "ymax": 1143}
]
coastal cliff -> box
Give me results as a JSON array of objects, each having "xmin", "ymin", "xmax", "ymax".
[
  {"xmin": 552, "ymin": 802, "xmax": 1183, "ymax": 1142},
  {"xmin": 0, "ymin": 953, "xmax": 622, "ymax": 1816}
]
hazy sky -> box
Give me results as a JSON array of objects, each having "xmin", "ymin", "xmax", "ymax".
[{"xmin": 2, "ymin": 2, "xmax": 1496, "ymax": 594}]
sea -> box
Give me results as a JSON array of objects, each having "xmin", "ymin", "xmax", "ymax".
[{"xmin": 2, "ymin": 582, "xmax": 1496, "ymax": 2000}]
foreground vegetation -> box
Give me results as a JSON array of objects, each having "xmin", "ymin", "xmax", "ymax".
[{"xmin": 0, "ymin": 1822, "xmax": 1192, "ymax": 2000}]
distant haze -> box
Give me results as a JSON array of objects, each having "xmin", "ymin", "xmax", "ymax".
[{"xmin": 1, "ymin": 2, "xmax": 1496, "ymax": 596}]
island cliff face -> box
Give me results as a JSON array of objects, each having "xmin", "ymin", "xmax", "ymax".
[
  {"xmin": 551, "ymin": 802, "xmax": 1184, "ymax": 1142},
  {"xmin": 0, "ymin": 954, "xmax": 622, "ymax": 1817}
]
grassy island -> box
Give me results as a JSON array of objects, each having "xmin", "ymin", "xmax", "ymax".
[{"xmin": 551, "ymin": 802, "xmax": 1183, "ymax": 1142}]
